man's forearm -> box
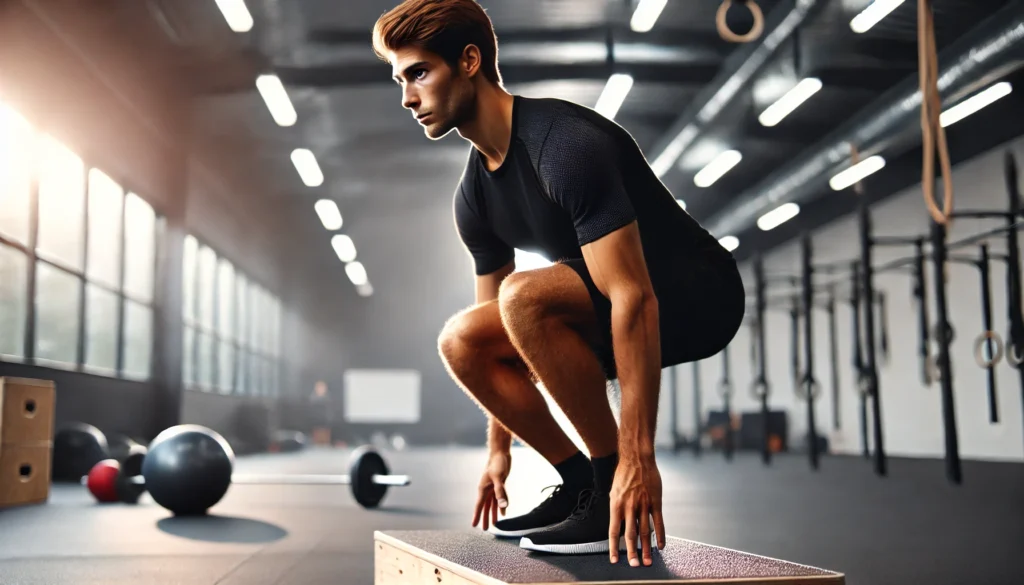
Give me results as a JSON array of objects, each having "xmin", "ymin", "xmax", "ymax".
[
  {"xmin": 487, "ymin": 416, "xmax": 513, "ymax": 454},
  {"xmin": 610, "ymin": 292, "xmax": 661, "ymax": 457}
]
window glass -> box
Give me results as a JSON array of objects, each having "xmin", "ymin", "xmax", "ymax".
[
  {"xmin": 0, "ymin": 104, "xmax": 34, "ymax": 245},
  {"xmin": 123, "ymin": 193, "xmax": 155, "ymax": 302},
  {"xmin": 85, "ymin": 284, "xmax": 118, "ymax": 372},
  {"xmin": 34, "ymin": 261, "xmax": 80, "ymax": 364},
  {"xmin": 0, "ymin": 244, "xmax": 28, "ymax": 357},
  {"xmin": 86, "ymin": 169, "xmax": 124, "ymax": 290},
  {"xmin": 36, "ymin": 135, "xmax": 85, "ymax": 270},
  {"xmin": 123, "ymin": 300, "xmax": 152, "ymax": 380}
]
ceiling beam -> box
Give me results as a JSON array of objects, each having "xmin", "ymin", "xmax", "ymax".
[
  {"xmin": 272, "ymin": 62, "xmax": 721, "ymax": 88},
  {"xmin": 308, "ymin": 25, "xmax": 730, "ymax": 56}
]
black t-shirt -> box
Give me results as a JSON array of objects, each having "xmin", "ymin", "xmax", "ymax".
[{"xmin": 454, "ymin": 95, "xmax": 727, "ymax": 282}]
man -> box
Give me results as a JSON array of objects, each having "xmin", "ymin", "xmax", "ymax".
[{"xmin": 373, "ymin": 0, "xmax": 745, "ymax": 568}]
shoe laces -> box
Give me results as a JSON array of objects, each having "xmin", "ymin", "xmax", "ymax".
[{"xmin": 568, "ymin": 489, "xmax": 598, "ymax": 520}]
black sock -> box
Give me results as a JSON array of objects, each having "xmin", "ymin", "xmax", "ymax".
[
  {"xmin": 553, "ymin": 450, "xmax": 593, "ymax": 491},
  {"xmin": 591, "ymin": 452, "xmax": 618, "ymax": 493}
]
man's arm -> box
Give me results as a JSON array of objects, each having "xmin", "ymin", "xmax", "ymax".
[
  {"xmin": 580, "ymin": 223, "xmax": 660, "ymax": 456},
  {"xmin": 475, "ymin": 261, "xmax": 516, "ymax": 454}
]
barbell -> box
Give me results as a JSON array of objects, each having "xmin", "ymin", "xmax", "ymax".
[{"xmin": 86, "ymin": 425, "xmax": 411, "ymax": 512}]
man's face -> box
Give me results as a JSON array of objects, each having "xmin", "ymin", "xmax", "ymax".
[{"xmin": 390, "ymin": 46, "xmax": 476, "ymax": 140}]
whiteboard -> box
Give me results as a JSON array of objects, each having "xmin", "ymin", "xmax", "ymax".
[{"xmin": 343, "ymin": 369, "xmax": 421, "ymax": 423}]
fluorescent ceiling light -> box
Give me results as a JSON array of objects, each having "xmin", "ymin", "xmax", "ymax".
[
  {"xmin": 631, "ymin": 0, "xmax": 668, "ymax": 32},
  {"xmin": 331, "ymin": 234, "xmax": 357, "ymax": 263},
  {"xmin": 757, "ymin": 202, "xmax": 800, "ymax": 231},
  {"xmin": 759, "ymin": 78, "xmax": 823, "ymax": 127},
  {"xmin": 255, "ymin": 74, "xmax": 297, "ymax": 127},
  {"xmin": 830, "ymin": 155, "xmax": 886, "ymax": 191},
  {"xmin": 675, "ymin": 198, "xmax": 687, "ymax": 210},
  {"xmin": 291, "ymin": 148, "xmax": 324, "ymax": 187},
  {"xmin": 850, "ymin": 0, "xmax": 905, "ymax": 34},
  {"xmin": 314, "ymin": 199, "xmax": 342, "ymax": 230},
  {"xmin": 694, "ymin": 150, "xmax": 742, "ymax": 188},
  {"xmin": 214, "ymin": 0, "xmax": 254, "ymax": 33},
  {"xmin": 356, "ymin": 283, "xmax": 374, "ymax": 297},
  {"xmin": 941, "ymin": 82, "xmax": 1012, "ymax": 127},
  {"xmin": 594, "ymin": 74, "xmax": 634, "ymax": 120},
  {"xmin": 718, "ymin": 235, "xmax": 739, "ymax": 252},
  {"xmin": 345, "ymin": 261, "xmax": 368, "ymax": 286}
]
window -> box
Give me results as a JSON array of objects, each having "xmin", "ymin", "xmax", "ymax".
[
  {"xmin": 0, "ymin": 104, "xmax": 34, "ymax": 246},
  {"xmin": 122, "ymin": 299, "xmax": 152, "ymax": 380},
  {"xmin": 86, "ymin": 169, "xmax": 123, "ymax": 289},
  {"xmin": 0, "ymin": 102, "xmax": 158, "ymax": 379},
  {"xmin": 0, "ymin": 244, "xmax": 28, "ymax": 358},
  {"xmin": 35, "ymin": 134, "xmax": 85, "ymax": 271},
  {"xmin": 34, "ymin": 261, "xmax": 81, "ymax": 366},
  {"xmin": 179, "ymin": 236, "xmax": 285, "ymax": 398},
  {"xmin": 84, "ymin": 284, "xmax": 119, "ymax": 373},
  {"xmin": 123, "ymin": 192, "xmax": 155, "ymax": 303}
]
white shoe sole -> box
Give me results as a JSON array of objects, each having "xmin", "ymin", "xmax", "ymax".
[
  {"xmin": 519, "ymin": 533, "xmax": 657, "ymax": 554},
  {"xmin": 489, "ymin": 523, "xmax": 563, "ymax": 539}
]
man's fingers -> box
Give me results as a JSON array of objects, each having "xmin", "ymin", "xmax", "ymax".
[
  {"xmin": 608, "ymin": 502, "xmax": 623, "ymax": 564},
  {"xmin": 625, "ymin": 503, "xmax": 639, "ymax": 567},
  {"xmin": 491, "ymin": 494, "xmax": 498, "ymax": 526},
  {"xmin": 494, "ymin": 480, "xmax": 509, "ymax": 515},
  {"xmin": 482, "ymin": 497, "xmax": 492, "ymax": 531},
  {"xmin": 639, "ymin": 500, "xmax": 653, "ymax": 566},
  {"xmin": 653, "ymin": 508, "xmax": 667, "ymax": 550}
]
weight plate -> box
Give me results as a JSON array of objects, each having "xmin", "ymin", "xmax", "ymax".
[
  {"xmin": 115, "ymin": 450, "xmax": 148, "ymax": 504},
  {"xmin": 348, "ymin": 446, "xmax": 389, "ymax": 508}
]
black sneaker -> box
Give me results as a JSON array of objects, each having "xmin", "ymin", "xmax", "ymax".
[
  {"xmin": 519, "ymin": 489, "xmax": 656, "ymax": 554},
  {"xmin": 490, "ymin": 484, "xmax": 587, "ymax": 538}
]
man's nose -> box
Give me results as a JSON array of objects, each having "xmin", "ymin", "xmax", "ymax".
[{"xmin": 402, "ymin": 87, "xmax": 419, "ymax": 110}]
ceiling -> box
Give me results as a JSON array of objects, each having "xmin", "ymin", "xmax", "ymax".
[{"xmin": 141, "ymin": 0, "xmax": 1024, "ymax": 284}]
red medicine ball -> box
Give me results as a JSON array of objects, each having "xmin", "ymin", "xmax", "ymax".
[{"xmin": 86, "ymin": 459, "xmax": 121, "ymax": 503}]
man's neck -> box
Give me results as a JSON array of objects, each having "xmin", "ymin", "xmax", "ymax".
[{"xmin": 459, "ymin": 84, "xmax": 515, "ymax": 171}]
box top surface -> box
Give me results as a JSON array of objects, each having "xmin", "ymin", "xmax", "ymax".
[{"xmin": 376, "ymin": 530, "xmax": 843, "ymax": 584}]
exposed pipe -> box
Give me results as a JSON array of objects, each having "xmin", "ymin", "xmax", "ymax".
[
  {"xmin": 706, "ymin": 2, "xmax": 1024, "ymax": 238},
  {"xmin": 648, "ymin": 0, "xmax": 823, "ymax": 177}
]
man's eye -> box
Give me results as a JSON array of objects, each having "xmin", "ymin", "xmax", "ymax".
[{"xmin": 414, "ymin": 69, "xmax": 427, "ymax": 79}]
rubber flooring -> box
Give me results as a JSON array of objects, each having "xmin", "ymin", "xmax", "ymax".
[{"xmin": 0, "ymin": 446, "xmax": 1021, "ymax": 584}]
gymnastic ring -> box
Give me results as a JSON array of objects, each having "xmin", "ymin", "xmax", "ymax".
[
  {"xmin": 1007, "ymin": 341, "xmax": 1024, "ymax": 368},
  {"xmin": 717, "ymin": 0, "xmax": 765, "ymax": 43},
  {"xmin": 717, "ymin": 381, "xmax": 734, "ymax": 399},
  {"xmin": 973, "ymin": 331, "xmax": 1004, "ymax": 369},
  {"xmin": 795, "ymin": 378, "xmax": 821, "ymax": 401},
  {"xmin": 750, "ymin": 379, "xmax": 770, "ymax": 400}
]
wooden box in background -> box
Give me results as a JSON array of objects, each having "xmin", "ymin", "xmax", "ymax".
[
  {"xmin": 1, "ymin": 377, "xmax": 56, "ymax": 444},
  {"xmin": 0, "ymin": 377, "xmax": 55, "ymax": 508}
]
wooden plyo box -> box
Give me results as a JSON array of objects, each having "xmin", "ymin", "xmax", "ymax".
[
  {"xmin": 374, "ymin": 530, "xmax": 844, "ymax": 585},
  {"xmin": 0, "ymin": 377, "xmax": 56, "ymax": 508}
]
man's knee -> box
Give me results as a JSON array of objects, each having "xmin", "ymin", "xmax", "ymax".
[
  {"xmin": 498, "ymin": 271, "xmax": 546, "ymax": 321},
  {"xmin": 438, "ymin": 303, "xmax": 503, "ymax": 366}
]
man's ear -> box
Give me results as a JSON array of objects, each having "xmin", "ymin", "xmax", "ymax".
[{"xmin": 460, "ymin": 44, "xmax": 482, "ymax": 78}]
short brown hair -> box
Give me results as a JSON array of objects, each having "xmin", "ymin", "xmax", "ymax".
[{"xmin": 372, "ymin": 0, "xmax": 501, "ymax": 85}]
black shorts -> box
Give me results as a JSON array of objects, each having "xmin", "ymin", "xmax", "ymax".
[{"xmin": 561, "ymin": 245, "xmax": 745, "ymax": 380}]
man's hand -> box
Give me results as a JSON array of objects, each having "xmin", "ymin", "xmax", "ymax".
[
  {"xmin": 608, "ymin": 452, "xmax": 665, "ymax": 566},
  {"xmin": 472, "ymin": 451, "xmax": 511, "ymax": 531}
]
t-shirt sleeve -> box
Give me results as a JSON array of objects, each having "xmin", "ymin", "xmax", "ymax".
[
  {"xmin": 454, "ymin": 186, "xmax": 515, "ymax": 276},
  {"xmin": 536, "ymin": 115, "xmax": 637, "ymax": 246}
]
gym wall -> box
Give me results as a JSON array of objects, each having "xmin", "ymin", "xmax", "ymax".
[
  {"xmin": 322, "ymin": 165, "xmax": 498, "ymax": 446},
  {"xmin": 682, "ymin": 135, "xmax": 1024, "ymax": 462}
]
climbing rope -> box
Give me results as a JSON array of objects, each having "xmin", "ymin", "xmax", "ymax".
[{"xmin": 918, "ymin": 0, "xmax": 954, "ymax": 225}]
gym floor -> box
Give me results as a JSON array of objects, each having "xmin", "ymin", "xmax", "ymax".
[{"xmin": 1, "ymin": 447, "xmax": 1020, "ymax": 585}]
